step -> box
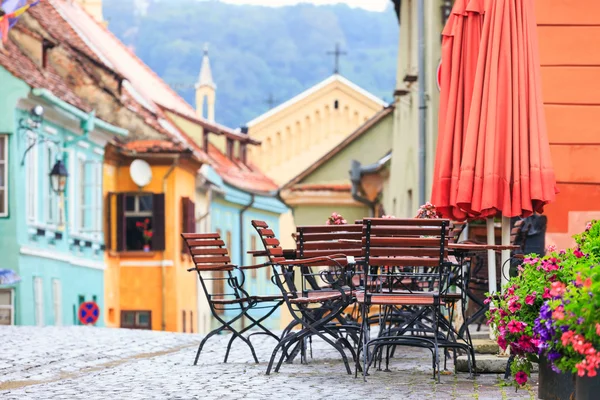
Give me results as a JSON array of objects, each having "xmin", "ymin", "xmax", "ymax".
[
  {"xmin": 472, "ymin": 339, "xmax": 499, "ymax": 355},
  {"xmin": 455, "ymin": 354, "xmax": 539, "ymax": 374}
]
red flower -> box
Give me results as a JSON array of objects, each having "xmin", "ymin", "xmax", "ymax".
[
  {"xmin": 525, "ymin": 293, "xmax": 536, "ymax": 306},
  {"xmin": 515, "ymin": 371, "xmax": 528, "ymax": 385}
]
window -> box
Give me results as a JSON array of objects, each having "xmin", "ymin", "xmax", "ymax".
[
  {"xmin": 181, "ymin": 197, "xmax": 196, "ymax": 253},
  {"xmin": 334, "ymin": 100, "xmax": 339, "ymax": 109},
  {"xmin": 0, "ymin": 289, "xmax": 14, "ymax": 325},
  {"xmin": 190, "ymin": 311, "xmax": 193, "ymax": 334},
  {"xmin": 0, "ymin": 135, "xmax": 8, "ymax": 217},
  {"xmin": 34, "ymin": 277, "xmax": 44, "ymax": 326},
  {"xmin": 108, "ymin": 193, "xmax": 165, "ymax": 252},
  {"xmin": 121, "ymin": 310, "xmax": 151, "ymax": 330},
  {"xmin": 52, "ymin": 279, "xmax": 62, "ymax": 326},
  {"xmin": 74, "ymin": 158, "xmax": 102, "ymax": 236},
  {"xmin": 182, "ymin": 310, "xmax": 186, "ymax": 333},
  {"xmin": 26, "ymin": 133, "xmax": 38, "ymax": 223}
]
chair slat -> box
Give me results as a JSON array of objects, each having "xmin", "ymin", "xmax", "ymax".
[
  {"xmin": 264, "ymin": 238, "xmax": 280, "ymax": 246},
  {"xmin": 189, "ymin": 248, "xmax": 228, "ymax": 256},
  {"xmin": 182, "ymin": 233, "xmax": 221, "ymax": 239},
  {"xmin": 299, "ymin": 232, "xmax": 362, "ymax": 241},
  {"xmin": 268, "ymin": 247, "xmax": 283, "ymax": 256},
  {"xmin": 365, "ymin": 237, "xmax": 446, "ymax": 247},
  {"xmin": 303, "ymin": 241, "xmax": 359, "ymax": 250},
  {"xmin": 192, "ymin": 264, "xmax": 235, "ymax": 271},
  {"xmin": 260, "ymin": 229, "xmax": 276, "ymax": 237},
  {"xmin": 296, "ymin": 225, "xmax": 362, "ymax": 233},
  {"xmin": 252, "ymin": 220, "xmax": 268, "ymax": 228},
  {"xmin": 193, "ymin": 256, "xmax": 231, "ymax": 263},
  {"xmin": 364, "ymin": 218, "xmax": 450, "ymax": 226},
  {"xmin": 366, "ymin": 226, "xmax": 447, "ymax": 236},
  {"xmin": 187, "ymin": 239, "xmax": 225, "ymax": 247}
]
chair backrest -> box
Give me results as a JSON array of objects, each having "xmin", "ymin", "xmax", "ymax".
[
  {"xmin": 362, "ymin": 218, "xmax": 450, "ymax": 267},
  {"xmin": 181, "ymin": 232, "xmax": 245, "ymax": 306},
  {"xmin": 295, "ymin": 224, "xmax": 362, "ymax": 262},
  {"xmin": 250, "ymin": 220, "xmax": 285, "ymax": 264}
]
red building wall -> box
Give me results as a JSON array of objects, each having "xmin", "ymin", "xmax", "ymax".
[{"xmin": 536, "ymin": 0, "xmax": 600, "ymax": 246}]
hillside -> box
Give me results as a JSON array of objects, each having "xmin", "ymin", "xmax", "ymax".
[{"xmin": 104, "ymin": 0, "xmax": 399, "ymax": 128}]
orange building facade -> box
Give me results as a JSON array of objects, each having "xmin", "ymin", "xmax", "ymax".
[
  {"xmin": 536, "ymin": 0, "xmax": 600, "ymax": 248},
  {"xmin": 103, "ymin": 142, "xmax": 203, "ymax": 332}
]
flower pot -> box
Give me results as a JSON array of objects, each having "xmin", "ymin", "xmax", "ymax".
[
  {"xmin": 575, "ymin": 374, "xmax": 600, "ymax": 400},
  {"xmin": 143, "ymin": 245, "xmax": 150, "ymax": 252},
  {"xmin": 538, "ymin": 356, "xmax": 575, "ymax": 400}
]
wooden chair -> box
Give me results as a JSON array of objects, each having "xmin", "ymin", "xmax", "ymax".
[
  {"xmin": 355, "ymin": 218, "xmax": 474, "ymax": 381},
  {"xmin": 181, "ymin": 232, "xmax": 284, "ymax": 365},
  {"xmin": 251, "ymin": 220, "xmax": 358, "ymax": 375}
]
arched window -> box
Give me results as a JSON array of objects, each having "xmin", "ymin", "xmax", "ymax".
[{"xmin": 334, "ymin": 100, "xmax": 339, "ymax": 109}]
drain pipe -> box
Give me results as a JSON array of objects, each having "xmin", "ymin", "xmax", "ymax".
[
  {"xmin": 350, "ymin": 160, "xmax": 376, "ymax": 217},
  {"xmin": 417, "ymin": 0, "xmax": 427, "ymax": 206},
  {"xmin": 239, "ymin": 194, "xmax": 255, "ymax": 267},
  {"xmin": 161, "ymin": 157, "xmax": 178, "ymax": 331}
]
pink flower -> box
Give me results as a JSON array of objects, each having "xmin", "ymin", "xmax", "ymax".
[
  {"xmin": 552, "ymin": 305, "xmax": 565, "ymax": 321},
  {"xmin": 507, "ymin": 320, "xmax": 526, "ymax": 334},
  {"xmin": 596, "ymin": 323, "xmax": 600, "ymax": 336},
  {"xmin": 484, "ymin": 297, "xmax": 491, "ymax": 305},
  {"xmin": 550, "ymin": 282, "xmax": 566, "ymax": 298},
  {"xmin": 507, "ymin": 296, "xmax": 521, "ymax": 313},
  {"xmin": 543, "ymin": 287, "xmax": 552, "ymax": 300},
  {"xmin": 586, "ymin": 222, "xmax": 593, "ymax": 231},
  {"xmin": 525, "ymin": 293, "xmax": 536, "ymax": 306},
  {"xmin": 506, "ymin": 286, "xmax": 516, "ymax": 296},
  {"xmin": 515, "ymin": 371, "xmax": 528, "ymax": 385},
  {"xmin": 574, "ymin": 248, "xmax": 585, "ymax": 258},
  {"xmin": 547, "ymin": 244, "xmax": 557, "ymax": 252},
  {"xmin": 585, "ymin": 278, "xmax": 593, "ymax": 288},
  {"xmin": 497, "ymin": 335, "xmax": 507, "ymax": 351}
]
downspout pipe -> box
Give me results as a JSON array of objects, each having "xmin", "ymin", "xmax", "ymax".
[
  {"xmin": 350, "ymin": 160, "xmax": 376, "ymax": 217},
  {"xmin": 239, "ymin": 194, "xmax": 256, "ymax": 267},
  {"xmin": 161, "ymin": 157, "xmax": 178, "ymax": 331},
  {"xmin": 417, "ymin": 0, "xmax": 427, "ymax": 206},
  {"xmin": 31, "ymin": 88, "xmax": 128, "ymax": 137}
]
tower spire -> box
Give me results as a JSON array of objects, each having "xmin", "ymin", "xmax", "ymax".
[
  {"xmin": 196, "ymin": 43, "xmax": 216, "ymax": 90},
  {"xmin": 195, "ymin": 42, "xmax": 216, "ymax": 122}
]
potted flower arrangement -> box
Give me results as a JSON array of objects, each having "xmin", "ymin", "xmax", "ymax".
[
  {"xmin": 326, "ymin": 212, "xmax": 347, "ymax": 225},
  {"xmin": 136, "ymin": 218, "xmax": 153, "ymax": 251},
  {"xmin": 534, "ymin": 221, "xmax": 600, "ymax": 400},
  {"xmin": 415, "ymin": 202, "xmax": 441, "ymax": 219},
  {"xmin": 486, "ymin": 248, "xmax": 577, "ymax": 397}
]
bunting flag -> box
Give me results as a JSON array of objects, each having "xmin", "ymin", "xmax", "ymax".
[{"xmin": 0, "ymin": 0, "xmax": 41, "ymax": 44}]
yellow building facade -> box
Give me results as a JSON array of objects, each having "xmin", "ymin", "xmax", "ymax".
[
  {"xmin": 246, "ymin": 74, "xmax": 386, "ymax": 247},
  {"xmin": 103, "ymin": 142, "xmax": 203, "ymax": 332}
]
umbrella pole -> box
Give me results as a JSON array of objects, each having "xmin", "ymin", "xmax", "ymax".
[
  {"xmin": 486, "ymin": 217, "xmax": 497, "ymax": 340},
  {"xmin": 501, "ymin": 216, "xmax": 511, "ymax": 288}
]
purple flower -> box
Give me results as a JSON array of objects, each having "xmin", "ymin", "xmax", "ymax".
[{"xmin": 547, "ymin": 350, "xmax": 561, "ymax": 362}]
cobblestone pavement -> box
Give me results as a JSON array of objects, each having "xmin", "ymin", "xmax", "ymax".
[{"xmin": 1, "ymin": 326, "xmax": 538, "ymax": 399}]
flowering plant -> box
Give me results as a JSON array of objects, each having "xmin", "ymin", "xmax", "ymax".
[
  {"xmin": 486, "ymin": 249, "xmax": 576, "ymax": 387},
  {"xmin": 136, "ymin": 218, "xmax": 153, "ymax": 245},
  {"xmin": 535, "ymin": 220, "xmax": 600, "ymax": 377},
  {"xmin": 326, "ymin": 212, "xmax": 347, "ymax": 225},
  {"xmin": 415, "ymin": 202, "xmax": 441, "ymax": 219}
]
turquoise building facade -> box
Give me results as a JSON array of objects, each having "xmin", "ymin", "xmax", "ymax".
[
  {"xmin": 0, "ymin": 68, "xmax": 126, "ymax": 326},
  {"xmin": 203, "ymin": 166, "xmax": 287, "ymax": 330}
]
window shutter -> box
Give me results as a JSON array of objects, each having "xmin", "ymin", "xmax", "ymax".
[
  {"xmin": 152, "ymin": 193, "xmax": 166, "ymax": 251},
  {"xmin": 187, "ymin": 199, "xmax": 196, "ymax": 234},
  {"xmin": 115, "ymin": 193, "xmax": 126, "ymax": 252}
]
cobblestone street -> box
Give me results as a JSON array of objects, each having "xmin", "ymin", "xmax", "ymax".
[{"xmin": 1, "ymin": 327, "xmax": 537, "ymax": 399}]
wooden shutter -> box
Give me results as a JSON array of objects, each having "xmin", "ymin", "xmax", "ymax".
[
  {"xmin": 115, "ymin": 193, "xmax": 126, "ymax": 252},
  {"xmin": 181, "ymin": 197, "xmax": 196, "ymax": 253},
  {"xmin": 152, "ymin": 193, "xmax": 166, "ymax": 251}
]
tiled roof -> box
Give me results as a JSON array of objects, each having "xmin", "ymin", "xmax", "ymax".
[
  {"xmin": 0, "ymin": 39, "xmax": 92, "ymax": 112},
  {"xmin": 207, "ymin": 144, "xmax": 278, "ymax": 194},
  {"xmin": 52, "ymin": 0, "xmax": 197, "ymax": 119},
  {"xmin": 123, "ymin": 140, "xmax": 189, "ymax": 154},
  {"xmin": 289, "ymin": 183, "xmax": 352, "ymax": 192}
]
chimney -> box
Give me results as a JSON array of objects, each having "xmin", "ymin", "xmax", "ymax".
[{"xmin": 226, "ymin": 138, "xmax": 234, "ymax": 160}]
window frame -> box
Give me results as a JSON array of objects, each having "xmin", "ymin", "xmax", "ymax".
[
  {"xmin": 26, "ymin": 132, "xmax": 38, "ymax": 224},
  {"xmin": 124, "ymin": 193, "xmax": 154, "ymax": 251},
  {"xmin": 120, "ymin": 310, "xmax": 152, "ymax": 330},
  {"xmin": 0, "ymin": 288, "xmax": 15, "ymax": 326},
  {"xmin": 0, "ymin": 135, "xmax": 8, "ymax": 218},
  {"xmin": 33, "ymin": 277, "xmax": 44, "ymax": 326},
  {"xmin": 44, "ymin": 141, "xmax": 59, "ymax": 226},
  {"xmin": 52, "ymin": 279, "xmax": 62, "ymax": 326}
]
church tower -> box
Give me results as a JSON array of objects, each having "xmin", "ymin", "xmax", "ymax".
[
  {"xmin": 195, "ymin": 44, "xmax": 216, "ymax": 122},
  {"xmin": 74, "ymin": 0, "xmax": 104, "ymax": 24}
]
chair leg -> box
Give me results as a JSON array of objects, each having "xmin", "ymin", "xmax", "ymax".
[{"xmin": 194, "ymin": 324, "xmax": 227, "ymax": 365}]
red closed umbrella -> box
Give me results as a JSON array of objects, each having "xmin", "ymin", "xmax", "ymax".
[
  {"xmin": 433, "ymin": 0, "xmax": 558, "ymax": 291},
  {"xmin": 432, "ymin": 0, "xmax": 483, "ymax": 221}
]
